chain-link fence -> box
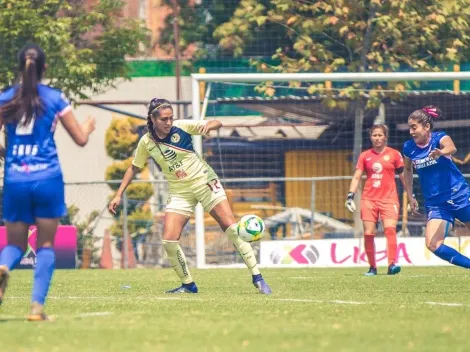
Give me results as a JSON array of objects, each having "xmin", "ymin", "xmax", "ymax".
[{"xmin": 56, "ymin": 174, "xmax": 470, "ymax": 269}]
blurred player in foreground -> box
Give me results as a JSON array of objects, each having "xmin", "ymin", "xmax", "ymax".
[
  {"xmin": 403, "ymin": 106, "xmax": 470, "ymax": 269},
  {"xmin": 108, "ymin": 98, "xmax": 272, "ymax": 294},
  {"xmin": 0, "ymin": 44, "xmax": 95, "ymax": 320},
  {"xmin": 346, "ymin": 124, "xmax": 405, "ymax": 276}
]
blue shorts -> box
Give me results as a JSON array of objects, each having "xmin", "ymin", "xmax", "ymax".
[
  {"xmin": 426, "ymin": 194, "xmax": 470, "ymax": 226},
  {"xmin": 3, "ymin": 176, "xmax": 67, "ymax": 224}
]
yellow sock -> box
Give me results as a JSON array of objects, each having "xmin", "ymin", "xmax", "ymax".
[
  {"xmin": 162, "ymin": 240, "xmax": 193, "ymax": 284},
  {"xmin": 226, "ymin": 224, "xmax": 260, "ymax": 276}
]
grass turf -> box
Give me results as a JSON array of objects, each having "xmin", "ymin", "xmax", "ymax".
[{"xmin": 1, "ymin": 267, "xmax": 469, "ymax": 351}]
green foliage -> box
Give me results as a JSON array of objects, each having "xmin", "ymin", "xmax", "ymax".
[
  {"xmin": 214, "ymin": 0, "xmax": 470, "ymax": 108},
  {"xmin": 109, "ymin": 207, "xmax": 153, "ymax": 238},
  {"xmin": 105, "ymin": 117, "xmax": 143, "ymax": 160},
  {"xmin": 159, "ymin": 0, "xmax": 241, "ymax": 60},
  {"xmin": 0, "ymin": 0, "xmax": 149, "ymax": 99},
  {"xmin": 105, "ymin": 158, "xmax": 133, "ymax": 188},
  {"xmin": 60, "ymin": 204, "xmax": 101, "ymax": 264}
]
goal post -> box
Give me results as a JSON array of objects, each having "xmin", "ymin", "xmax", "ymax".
[{"xmin": 191, "ymin": 72, "xmax": 470, "ymax": 269}]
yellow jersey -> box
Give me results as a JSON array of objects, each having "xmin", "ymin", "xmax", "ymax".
[{"xmin": 132, "ymin": 119, "xmax": 218, "ymax": 191}]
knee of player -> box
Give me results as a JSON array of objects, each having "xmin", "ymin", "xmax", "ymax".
[{"xmin": 425, "ymin": 240, "xmax": 442, "ymax": 253}]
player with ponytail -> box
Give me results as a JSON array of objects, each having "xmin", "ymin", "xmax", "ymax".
[
  {"xmin": 0, "ymin": 44, "xmax": 95, "ymax": 320},
  {"xmin": 109, "ymin": 98, "xmax": 272, "ymax": 295},
  {"xmin": 403, "ymin": 106, "xmax": 470, "ymax": 269}
]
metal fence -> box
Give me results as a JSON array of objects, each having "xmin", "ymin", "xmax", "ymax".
[{"xmin": 54, "ymin": 174, "xmax": 463, "ymax": 269}]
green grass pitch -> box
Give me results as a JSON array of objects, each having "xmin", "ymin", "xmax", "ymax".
[{"xmin": 1, "ymin": 267, "xmax": 469, "ymax": 351}]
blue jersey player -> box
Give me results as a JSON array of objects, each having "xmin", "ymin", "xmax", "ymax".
[
  {"xmin": 403, "ymin": 106, "xmax": 470, "ymax": 269},
  {"xmin": 0, "ymin": 44, "xmax": 95, "ymax": 320}
]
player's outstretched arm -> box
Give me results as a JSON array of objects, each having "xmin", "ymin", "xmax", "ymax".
[
  {"xmin": 197, "ymin": 120, "xmax": 222, "ymax": 135},
  {"xmin": 61, "ymin": 110, "xmax": 96, "ymax": 147},
  {"xmin": 108, "ymin": 165, "xmax": 141, "ymax": 214},
  {"xmin": 429, "ymin": 135, "xmax": 457, "ymax": 160}
]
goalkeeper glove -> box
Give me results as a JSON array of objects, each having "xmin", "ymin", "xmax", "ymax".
[{"xmin": 345, "ymin": 192, "xmax": 356, "ymax": 213}]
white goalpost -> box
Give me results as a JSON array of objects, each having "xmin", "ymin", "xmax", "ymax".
[{"xmin": 191, "ymin": 71, "xmax": 470, "ymax": 269}]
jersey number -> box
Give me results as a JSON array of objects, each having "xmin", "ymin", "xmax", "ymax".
[{"xmin": 207, "ymin": 179, "xmax": 222, "ymax": 193}]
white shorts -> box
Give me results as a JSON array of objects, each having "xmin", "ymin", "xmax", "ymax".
[{"xmin": 166, "ymin": 178, "xmax": 227, "ymax": 217}]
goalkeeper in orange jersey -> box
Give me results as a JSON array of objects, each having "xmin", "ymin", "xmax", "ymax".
[
  {"xmin": 109, "ymin": 98, "xmax": 271, "ymax": 294},
  {"xmin": 345, "ymin": 124, "xmax": 406, "ymax": 276}
]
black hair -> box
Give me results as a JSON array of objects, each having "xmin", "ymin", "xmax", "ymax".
[
  {"xmin": 146, "ymin": 98, "xmax": 173, "ymax": 160},
  {"xmin": 408, "ymin": 105, "xmax": 443, "ymax": 130},
  {"xmin": 0, "ymin": 44, "xmax": 46, "ymax": 126}
]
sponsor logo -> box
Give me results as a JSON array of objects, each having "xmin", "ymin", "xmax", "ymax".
[
  {"xmin": 176, "ymin": 249, "xmax": 188, "ymax": 276},
  {"xmin": 169, "ymin": 161, "xmax": 183, "ymax": 172},
  {"xmin": 175, "ymin": 170, "xmax": 187, "ymax": 179},
  {"xmin": 270, "ymin": 244, "xmax": 320, "ymax": 264},
  {"xmin": 163, "ymin": 149, "xmax": 177, "ymax": 161},
  {"xmin": 11, "ymin": 163, "xmax": 49, "ymax": 173},
  {"xmin": 372, "ymin": 162, "xmax": 382, "ymax": 173},
  {"xmin": 412, "ymin": 156, "xmax": 438, "ymax": 169}
]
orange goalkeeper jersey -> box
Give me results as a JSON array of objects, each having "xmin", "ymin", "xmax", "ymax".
[{"xmin": 356, "ymin": 146, "xmax": 404, "ymax": 203}]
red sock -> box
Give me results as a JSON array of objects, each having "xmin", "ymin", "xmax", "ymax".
[
  {"xmin": 364, "ymin": 235, "xmax": 376, "ymax": 268},
  {"xmin": 384, "ymin": 227, "xmax": 397, "ymax": 266}
]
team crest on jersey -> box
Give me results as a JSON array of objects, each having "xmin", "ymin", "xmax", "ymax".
[
  {"xmin": 384, "ymin": 155, "xmax": 390, "ymax": 161},
  {"xmin": 171, "ymin": 133, "xmax": 181, "ymax": 143}
]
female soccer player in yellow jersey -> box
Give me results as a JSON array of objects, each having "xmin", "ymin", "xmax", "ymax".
[{"xmin": 109, "ymin": 98, "xmax": 272, "ymax": 294}]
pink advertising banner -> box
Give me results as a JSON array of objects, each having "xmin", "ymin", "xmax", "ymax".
[{"xmin": 0, "ymin": 225, "xmax": 77, "ymax": 269}]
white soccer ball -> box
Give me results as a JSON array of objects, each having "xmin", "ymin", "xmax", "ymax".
[{"xmin": 237, "ymin": 214, "xmax": 265, "ymax": 242}]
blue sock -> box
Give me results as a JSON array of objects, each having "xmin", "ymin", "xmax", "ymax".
[
  {"xmin": 434, "ymin": 244, "xmax": 470, "ymax": 269},
  {"xmin": 0, "ymin": 245, "xmax": 24, "ymax": 271},
  {"xmin": 32, "ymin": 248, "xmax": 55, "ymax": 305}
]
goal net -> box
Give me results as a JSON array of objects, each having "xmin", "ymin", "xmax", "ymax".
[{"xmin": 190, "ymin": 72, "xmax": 470, "ymax": 268}]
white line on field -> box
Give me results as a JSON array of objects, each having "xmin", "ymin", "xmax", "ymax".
[
  {"xmin": 277, "ymin": 298, "xmax": 323, "ymax": 303},
  {"xmin": 276, "ymin": 298, "xmax": 367, "ymax": 305},
  {"xmin": 8, "ymin": 296, "xmax": 202, "ymax": 301},
  {"xmin": 75, "ymin": 312, "xmax": 114, "ymax": 317},
  {"xmin": 424, "ymin": 302, "xmax": 464, "ymax": 307},
  {"xmin": 331, "ymin": 300, "xmax": 367, "ymax": 305}
]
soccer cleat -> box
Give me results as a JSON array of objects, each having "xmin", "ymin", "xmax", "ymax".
[
  {"xmin": 364, "ymin": 267, "xmax": 377, "ymax": 276},
  {"xmin": 0, "ymin": 265, "xmax": 9, "ymax": 306},
  {"xmin": 27, "ymin": 302, "xmax": 50, "ymax": 322},
  {"xmin": 387, "ymin": 264, "xmax": 401, "ymax": 275},
  {"xmin": 165, "ymin": 282, "xmax": 198, "ymax": 294},
  {"xmin": 252, "ymin": 274, "xmax": 272, "ymax": 294}
]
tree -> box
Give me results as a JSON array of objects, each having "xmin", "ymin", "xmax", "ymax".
[
  {"xmin": 0, "ymin": 0, "xmax": 149, "ymax": 99},
  {"xmin": 215, "ymin": 0, "xmax": 470, "ymax": 158},
  {"xmin": 159, "ymin": 0, "xmax": 240, "ymax": 60},
  {"xmin": 214, "ymin": 0, "xmax": 470, "ymax": 99},
  {"xmin": 158, "ymin": 0, "xmax": 290, "ymax": 61}
]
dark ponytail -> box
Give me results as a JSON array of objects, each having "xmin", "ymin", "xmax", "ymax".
[
  {"xmin": 0, "ymin": 44, "xmax": 45, "ymax": 126},
  {"xmin": 408, "ymin": 105, "xmax": 443, "ymax": 130},
  {"xmin": 146, "ymin": 98, "xmax": 173, "ymax": 160}
]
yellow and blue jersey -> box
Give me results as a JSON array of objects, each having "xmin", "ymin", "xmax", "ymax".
[
  {"xmin": 133, "ymin": 119, "xmax": 218, "ymax": 191},
  {"xmin": 0, "ymin": 84, "xmax": 71, "ymax": 183}
]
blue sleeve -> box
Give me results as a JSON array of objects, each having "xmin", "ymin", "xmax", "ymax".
[
  {"xmin": 403, "ymin": 141, "xmax": 411, "ymax": 158},
  {"xmin": 54, "ymin": 90, "xmax": 71, "ymax": 116},
  {"xmin": 434, "ymin": 131, "xmax": 447, "ymax": 143},
  {"xmin": 0, "ymin": 88, "xmax": 13, "ymax": 107}
]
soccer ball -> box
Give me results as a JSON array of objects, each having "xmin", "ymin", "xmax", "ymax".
[{"xmin": 237, "ymin": 214, "xmax": 265, "ymax": 242}]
